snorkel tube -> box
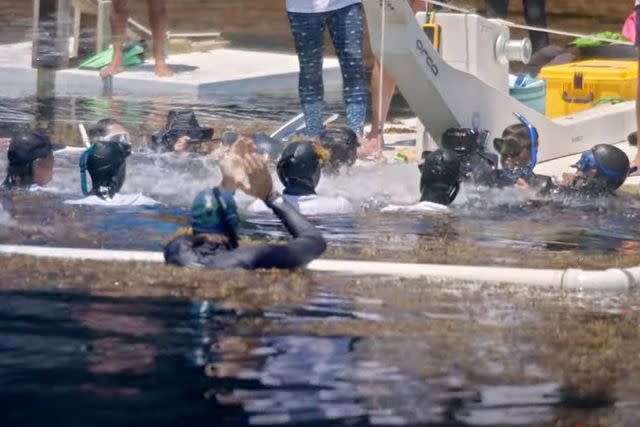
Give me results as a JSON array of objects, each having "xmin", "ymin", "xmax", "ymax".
[
  {"xmin": 79, "ymin": 145, "xmax": 96, "ymax": 196},
  {"xmin": 513, "ymin": 112, "xmax": 538, "ymax": 171}
]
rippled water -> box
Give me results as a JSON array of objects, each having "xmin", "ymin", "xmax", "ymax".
[
  {"xmin": 2, "ymin": 276, "xmax": 640, "ymax": 427},
  {"xmin": 2, "ymin": 93, "xmax": 640, "ymax": 426}
]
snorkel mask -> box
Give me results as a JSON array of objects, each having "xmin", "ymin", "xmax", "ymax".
[
  {"xmin": 79, "ymin": 135, "xmax": 132, "ymax": 197},
  {"xmin": 570, "ymin": 145, "xmax": 631, "ymax": 193},
  {"xmin": 495, "ymin": 113, "xmax": 539, "ymax": 185},
  {"xmin": 572, "ymin": 145, "xmax": 631, "ymax": 192},
  {"xmin": 572, "ymin": 150, "xmax": 624, "ymax": 179}
]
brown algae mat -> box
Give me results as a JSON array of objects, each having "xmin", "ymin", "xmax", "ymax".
[
  {"xmin": 0, "ymin": 256, "xmax": 640, "ymax": 426},
  {"xmin": 2, "ymin": 255, "xmax": 640, "ymax": 425}
]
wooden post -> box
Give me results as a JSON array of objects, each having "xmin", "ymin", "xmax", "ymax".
[
  {"xmin": 32, "ymin": 0, "xmax": 72, "ymax": 69},
  {"xmin": 96, "ymin": 0, "xmax": 112, "ymax": 53}
]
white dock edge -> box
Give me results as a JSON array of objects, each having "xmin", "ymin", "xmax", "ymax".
[
  {"xmin": 0, "ymin": 244, "xmax": 637, "ymax": 292},
  {"xmin": 0, "ymin": 43, "xmax": 343, "ymax": 98}
]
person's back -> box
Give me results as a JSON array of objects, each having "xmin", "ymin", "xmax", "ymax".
[
  {"xmin": 382, "ymin": 148, "xmax": 460, "ymax": 214},
  {"xmin": 165, "ymin": 154, "xmax": 326, "ymax": 270}
]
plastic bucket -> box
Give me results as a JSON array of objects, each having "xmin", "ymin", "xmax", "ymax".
[{"xmin": 510, "ymin": 75, "xmax": 546, "ymax": 115}]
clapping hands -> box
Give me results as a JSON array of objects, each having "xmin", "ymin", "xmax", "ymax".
[{"xmin": 219, "ymin": 135, "xmax": 273, "ymax": 200}]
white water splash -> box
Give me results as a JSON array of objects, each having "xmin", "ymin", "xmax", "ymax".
[
  {"xmin": 46, "ymin": 150, "xmax": 424, "ymax": 210},
  {"xmin": 0, "ymin": 203, "xmax": 12, "ymax": 225}
]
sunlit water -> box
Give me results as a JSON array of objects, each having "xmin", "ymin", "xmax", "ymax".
[{"xmin": 2, "ymin": 95, "xmax": 640, "ymax": 426}]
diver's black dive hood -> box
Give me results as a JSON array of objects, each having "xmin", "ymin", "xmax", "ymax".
[
  {"xmin": 591, "ymin": 144, "xmax": 630, "ymax": 191},
  {"xmin": 320, "ymin": 127, "xmax": 358, "ymax": 171},
  {"xmin": 419, "ymin": 148, "xmax": 461, "ymax": 205},
  {"xmin": 277, "ymin": 141, "xmax": 321, "ymax": 196},
  {"xmin": 83, "ymin": 141, "xmax": 131, "ymax": 199}
]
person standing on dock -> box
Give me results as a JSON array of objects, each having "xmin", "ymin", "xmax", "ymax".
[
  {"xmin": 100, "ymin": 0, "xmax": 174, "ymax": 78},
  {"xmin": 286, "ymin": 0, "xmax": 368, "ymax": 139},
  {"xmin": 484, "ymin": 0, "xmax": 549, "ymax": 53}
]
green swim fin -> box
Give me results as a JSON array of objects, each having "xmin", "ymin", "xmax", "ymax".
[{"xmin": 79, "ymin": 41, "xmax": 147, "ymax": 71}]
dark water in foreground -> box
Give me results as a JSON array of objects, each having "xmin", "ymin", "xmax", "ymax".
[{"xmin": 1, "ymin": 283, "xmax": 638, "ymax": 427}]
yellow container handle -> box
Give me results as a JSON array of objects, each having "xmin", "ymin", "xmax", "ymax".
[{"xmin": 562, "ymin": 91, "xmax": 595, "ymax": 104}]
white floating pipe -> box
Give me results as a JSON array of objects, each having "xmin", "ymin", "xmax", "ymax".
[{"xmin": 0, "ymin": 245, "xmax": 636, "ymax": 293}]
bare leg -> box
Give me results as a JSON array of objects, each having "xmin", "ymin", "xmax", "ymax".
[
  {"xmin": 358, "ymin": 0, "xmax": 424, "ymax": 159},
  {"xmin": 100, "ymin": 0, "xmax": 129, "ymax": 77},
  {"xmin": 632, "ymin": 56, "xmax": 640, "ymax": 174},
  {"xmin": 358, "ymin": 58, "xmax": 395, "ymax": 158},
  {"xmin": 147, "ymin": 0, "xmax": 174, "ymax": 77}
]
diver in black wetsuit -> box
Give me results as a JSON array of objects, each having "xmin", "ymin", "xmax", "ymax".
[
  {"xmin": 491, "ymin": 117, "xmax": 553, "ymax": 192},
  {"xmin": 551, "ymin": 144, "xmax": 631, "ymax": 198},
  {"xmin": 419, "ymin": 148, "xmax": 462, "ymax": 206},
  {"xmin": 164, "ymin": 153, "xmax": 327, "ymax": 269},
  {"xmin": 318, "ymin": 127, "xmax": 359, "ymax": 172},
  {"xmin": 440, "ymin": 127, "xmax": 498, "ymax": 185},
  {"xmin": 149, "ymin": 109, "xmax": 214, "ymax": 154}
]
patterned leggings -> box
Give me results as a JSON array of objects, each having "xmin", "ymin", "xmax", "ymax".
[{"xmin": 288, "ymin": 3, "xmax": 367, "ymax": 137}]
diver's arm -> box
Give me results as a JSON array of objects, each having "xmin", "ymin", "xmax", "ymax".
[
  {"xmin": 202, "ymin": 195, "xmax": 327, "ymax": 270},
  {"xmin": 266, "ymin": 194, "xmax": 324, "ymax": 241},
  {"xmin": 164, "ymin": 235, "xmax": 204, "ymax": 268}
]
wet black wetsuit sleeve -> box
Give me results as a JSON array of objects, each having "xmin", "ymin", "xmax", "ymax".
[
  {"xmin": 164, "ymin": 198, "xmax": 327, "ymax": 270},
  {"xmin": 164, "ymin": 235, "xmax": 204, "ymax": 268},
  {"xmin": 204, "ymin": 197, "xmax": 327, "ymax": 270}
]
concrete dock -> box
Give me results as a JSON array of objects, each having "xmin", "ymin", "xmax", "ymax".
[{"xmin": 0, "ymin": 42, "xmax": 342, "ymax": 99}]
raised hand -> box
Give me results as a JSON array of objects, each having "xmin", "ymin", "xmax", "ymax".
[
  {"xmin": 219, "ymin": 151, "xmax": 247, "ymax": 192},
  {"xmin": 241, "ymin": 153, "xmax": 273, "ymax": 201},
  {"xmin": 232, "ymin": 135, "xmax": 257, "ymax": 158}
]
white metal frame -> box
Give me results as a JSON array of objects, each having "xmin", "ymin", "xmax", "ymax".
[{"xmin": 362, "ymin": 0, "xmax": 636, "ymax": 163}]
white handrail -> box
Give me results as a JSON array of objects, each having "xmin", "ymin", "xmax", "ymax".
[
  {"xmin": 0, "ymin": 244, "xmax": 637, "ymax": 292},
  {"xmin": 425, "ymin": 0, "xmax": 634, "ymax": 46}
]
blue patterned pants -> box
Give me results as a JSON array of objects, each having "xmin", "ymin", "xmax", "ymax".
[{"xmin": 288, "ymin": 4, "xmax": 367, "ymax": 137}]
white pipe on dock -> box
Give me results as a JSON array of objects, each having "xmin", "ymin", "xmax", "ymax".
[{"xmin": 0, "ymin": 245, "xmax": 636, "ymax": 292}]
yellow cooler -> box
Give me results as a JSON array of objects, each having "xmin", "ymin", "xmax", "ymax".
[{"xmin": 537, "ymin": 60, "xmax": 638, "ymax": 118}]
